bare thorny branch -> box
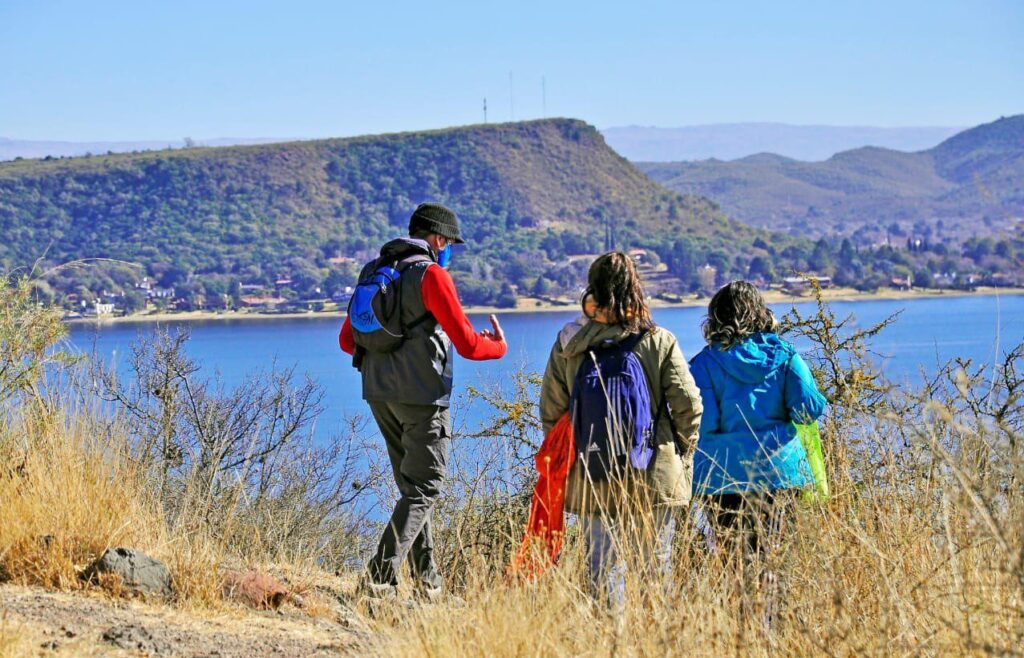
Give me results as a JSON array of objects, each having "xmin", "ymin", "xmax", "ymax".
[{"xmin": 90, "ymin": 327, "xmax": 385, "ymax": 568}]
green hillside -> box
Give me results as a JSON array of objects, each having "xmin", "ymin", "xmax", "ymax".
[
  {"xmin": 0, "ymin": 119, "xmax": 804, "ymax": 310},
  {"xmin": 638, "ymin": 115, "xmax": 1024, "ymax": 246}
]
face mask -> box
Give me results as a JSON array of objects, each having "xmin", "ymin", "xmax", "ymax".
[{"xmin": 437, "ymin": 244, "xmax": 452, "ymax": 269}]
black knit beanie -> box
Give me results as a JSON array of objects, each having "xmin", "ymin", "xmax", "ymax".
[{"xmin": 408, "ymin": 203, "xmax": 465, "ymax": 244}]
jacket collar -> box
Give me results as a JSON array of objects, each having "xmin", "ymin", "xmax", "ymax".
[
  {"xmin": 379, "ymin": 237, "xmax": 437, "ymax": 263},
  {"xmin": 561, "ymin": 318, "xmax": 633, "ymax": 357}
]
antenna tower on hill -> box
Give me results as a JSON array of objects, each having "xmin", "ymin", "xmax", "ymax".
[{"xmin": 542, "ymin": 76, "xmax": 547, "ymax": 118}]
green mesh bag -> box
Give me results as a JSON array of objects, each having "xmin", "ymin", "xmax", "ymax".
[{"xmin": 796, "ymin": 422, "xmax": 829, "ymax": 502}]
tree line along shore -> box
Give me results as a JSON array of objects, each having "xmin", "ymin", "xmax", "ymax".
[{"xmin": 61, "ymin": 284, "xmax": 1024, "ymax": 324}]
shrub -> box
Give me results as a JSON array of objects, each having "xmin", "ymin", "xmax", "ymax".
[{"xmin": 0, "ymin": 276, "xmax": 69, "ymax": 404}]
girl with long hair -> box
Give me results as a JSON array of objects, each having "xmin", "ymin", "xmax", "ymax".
[{"xmin": 539, "ymin": 251, "xmax": 703, "ymax": 608}]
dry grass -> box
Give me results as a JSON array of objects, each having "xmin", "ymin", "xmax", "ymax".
[
  {"xmin": 368, "ymin": 423, "xmax": 1023, "ymax": 657},
  {"xmin": 0, "ymin": 400, "xmax": 224, "ymax": 608},
  {"xmin": 4, "ymin": 384, "xmax": 349, "ymax": 619},
  {"xmin": 0, "ymin": 387, "xmax": 1018, "ymax": 657},
  {"xmin": 2, "ymin": 275, "xmax": 1021, "ymax": 655},
  {"xmin": 0, "ymin": 400, "xmax": 350, "ymax": 613},
  {"xmin": 0, "ymin": 402, "xmax": 159, "ymax": 590}
]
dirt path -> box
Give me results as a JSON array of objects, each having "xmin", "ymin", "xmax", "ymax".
[{"xmin": 0, "ymin": 584, "xmax": 371, "ymax": 656}]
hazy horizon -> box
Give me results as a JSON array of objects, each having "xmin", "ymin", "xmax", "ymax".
[
  {"xmin": 1, "ymin": 119, "xmax": 972, "ymax": 142},
  {"xmin": 0, "ymin": 118, "xmax": 991, "ymax": 163}
]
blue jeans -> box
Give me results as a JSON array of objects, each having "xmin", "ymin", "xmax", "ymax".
[{"xmin": 581, "ymin": 507, "xmax": 675, "ymax": 609}]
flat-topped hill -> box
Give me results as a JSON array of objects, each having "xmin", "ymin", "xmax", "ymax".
[{"xmin": 0, "ymin": 119, "xmax": 797, "ymax": 305}]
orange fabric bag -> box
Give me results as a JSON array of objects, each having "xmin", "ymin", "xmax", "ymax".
[{"xmin": 509, "ymin": 413, "xmax": 576, "ymax": 577}]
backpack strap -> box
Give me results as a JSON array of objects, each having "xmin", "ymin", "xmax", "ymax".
[
  {"xmin": 395, "ymin": 254, "xmax": 433, "ymax": 272},
  {"xmin": 621, "ymin": 329, "xmax": 683, "ymax": 456},
  {"xmin": 632, "ymin": 332, "xmax": 675, "ymax": 450},
  {"xmin": 617, "ymin": 329, "xmax": 647, "ymax": 352},
  {"xmin": 395, "ymin": 255, "xmax": 436, "ymax": 333}
]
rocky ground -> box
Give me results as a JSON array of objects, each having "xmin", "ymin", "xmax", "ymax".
[{"xmin": 0, "ymin": 583, "xmax": 372, "ymax": 657}]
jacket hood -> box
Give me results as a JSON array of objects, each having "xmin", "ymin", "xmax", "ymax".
[
  {"xmin": 561, "ymin": 319, "xmax": 634, "ymax": 357},
  {"xmin": 705, "ymin": 332, "xmax": 794, "ymax": 384},
  {"xmin": 379, "ymin": 237, "xmax": 437, "ymax": 262}
]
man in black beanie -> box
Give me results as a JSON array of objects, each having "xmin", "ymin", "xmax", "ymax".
[{"xmin": 339, "ymin": 202, "xmax": 507, "ymax": 601}]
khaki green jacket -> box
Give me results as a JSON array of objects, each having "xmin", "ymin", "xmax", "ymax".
[{"xmin": 539, "ymin": 318, "xmax": 703, "ymax": 517}]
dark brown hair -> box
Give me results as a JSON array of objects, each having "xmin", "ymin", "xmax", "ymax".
[
  {"xmin": 583, "ymin": 252, "xmax": 655, "ymax": 334},
  {"xmin": 702, "ymin": 280, "xmax": 777, "ymax": 349}
]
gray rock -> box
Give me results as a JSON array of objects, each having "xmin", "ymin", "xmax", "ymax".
[
  {"xmin": 102, "ymin": 623, "xmax": 173, "ymax": 656},
  {"xmin": 85, "ymin": 548, "xmax": 173, "ymax": 598}
]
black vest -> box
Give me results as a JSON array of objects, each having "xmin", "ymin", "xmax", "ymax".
[{"xmin": 357, "ymin": 238, "xmax": 454, "ymax": 407}]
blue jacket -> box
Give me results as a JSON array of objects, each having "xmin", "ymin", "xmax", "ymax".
[{"xmin": 689, "ymin": 332, "xmax": 827, "ymax": 495}]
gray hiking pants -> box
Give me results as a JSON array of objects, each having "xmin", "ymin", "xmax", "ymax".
[{"xmin": 366, "ymin": 401, "xmax": 451, "ymax": 590}]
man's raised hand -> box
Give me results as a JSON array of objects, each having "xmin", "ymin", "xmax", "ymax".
[{"xmin": 479, "ymin": 314, "xmax": 505, "ymax": 343}]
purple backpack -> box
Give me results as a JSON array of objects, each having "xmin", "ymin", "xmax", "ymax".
[{"xmin": 571, "ymin": 331, "xmax": 659, "ymax": 481}]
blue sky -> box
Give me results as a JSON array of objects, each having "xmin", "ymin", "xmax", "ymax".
[{"xmin": 2, "ymin": 0, "xmax": 1021, "ymax": 140}]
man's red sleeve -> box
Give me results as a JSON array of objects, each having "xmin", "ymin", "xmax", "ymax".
[
  {"xmin": 420, "ymin": 265, "xmax": 507, "ymax": 361},
  {"xmin": 339, "ymin": 316, "xmax": 355, "ymax": 355}
]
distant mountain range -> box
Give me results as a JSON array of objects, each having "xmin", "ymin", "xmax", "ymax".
[
  {"xmin": 638, "ymin": 115, "xmax": 1024, "ymax": 244},
  {"xmin": 0, "ymin": 137, "xmax": 290, "ymax": 161},
  {"xmin": 602, "ymin": 123, "xmax": 965, "ymax": 162}
]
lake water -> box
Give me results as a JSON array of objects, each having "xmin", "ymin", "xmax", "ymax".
[{"xmin": 67, "ymin": 294, "xmax": 1023, "ymax": 440}]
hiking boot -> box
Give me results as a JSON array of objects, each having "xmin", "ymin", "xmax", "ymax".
[
  {"xmin": 410, "ymin": 583, "xmax": 464, "ymax": 607},
  {"xmin": 410, "ymin": 566, "xmax": 444, "ymax": 603},
  {"xmin": 411, "ymin": 585, "xmax": 444, "ymax": 605},
  {"xmin": 356, "ymin": 575, "xmax": 398, "ymax": 602}
]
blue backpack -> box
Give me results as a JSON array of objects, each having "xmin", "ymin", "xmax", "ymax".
[
  {"xmin": 571, "ymin": 331, "xmax": 660, "ymax": 481},
  {"xmin": 348, "ymin": 254, "xmax": 432, "ymax": 355}
]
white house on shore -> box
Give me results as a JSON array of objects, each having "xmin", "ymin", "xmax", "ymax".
[
  {"xmin": 781, "ymin": 275, "xmax": 832, "ymax": 293},
  {"xmin": 84, "ymin": 301, "xmax": 115, "ymax": 317}
]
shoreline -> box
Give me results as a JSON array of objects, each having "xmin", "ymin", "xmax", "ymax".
[{"xmin": 64, "ymin": 286, "xmax": 1024, "ymax": 325}]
